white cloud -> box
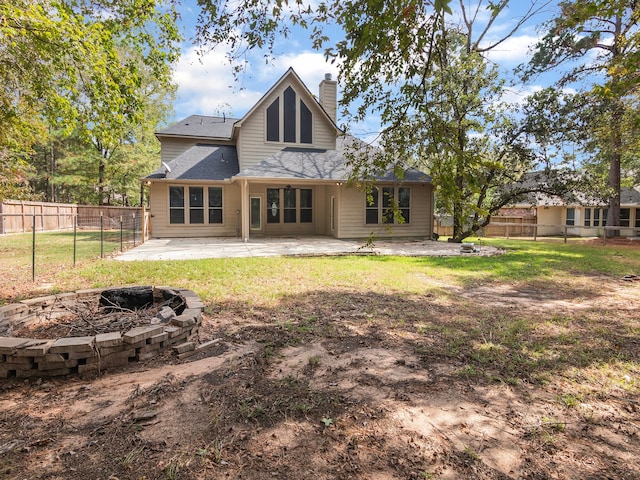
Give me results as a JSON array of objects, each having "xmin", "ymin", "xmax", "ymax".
[
  {"xmin": 484, "ymin": 34, "xmax": 540, "ymax": 64},
  {"xmin": 172, "ymin": 46, "xmax": 342, "ymax": 121},
  {"xmin": 172, "ymin": 46, "xmax": 264, "ymax": 120},
  {"xmin": 269, "ymin": 51, "xmax": 341, "ymax": 91},
  {"xmin": 500, "ymin": 84, "xmax": 543, "ymax": 106}
]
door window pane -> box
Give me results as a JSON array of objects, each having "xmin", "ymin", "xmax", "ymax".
[
  {"xmin": 300, "ymin": 189, "xmax": 312, "ymax": 223},
  {"xmin": 267, "ymin": 188, "xmax": 280, "ymax": 223},
  {"xmin": 251, "ymin": 197, "xmax": 261, "ymax": 230},
  {"xmin": 284, "ymin": 188, "xmax": 296, "ymax": 223}
]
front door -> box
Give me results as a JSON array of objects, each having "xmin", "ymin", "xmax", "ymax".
[{"xmin": 250, "ymin": 196, "xmax": 262, "ymax": 232}]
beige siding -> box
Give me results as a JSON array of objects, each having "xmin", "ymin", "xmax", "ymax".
[
  {"xmin": 536, "ymin": 207, "xmax": 563, "ymax": 236},
  {"xmin": 237, "ymin": 81, "xmax": 337, "ymax": 171},
  {"xmin": 149, "ymin": 182, "xmax": 241, "ymax": 238},
  {"xmin": 336, "ymin": 184, "xmax": 433, "ymax": 239},
  {"xmin": 159, "ymin": 137, "xmax": 234, "ymax": 163}
]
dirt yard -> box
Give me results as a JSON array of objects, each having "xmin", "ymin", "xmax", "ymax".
[{"xmin": 1, "ymin": 258, "xmax": 639, "ymax": 479}]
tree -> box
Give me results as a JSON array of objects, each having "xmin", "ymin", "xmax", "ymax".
[
  {"xmin": 358, "ymin": 27, "xmax": 581, "ymax": 242},
  {"xmin": 0, "ymin": 0, "xmax": 181, "ymax": 201},
  {"xmin": 196, "ymin": 0, "xmax": 562, "ymax": 241},
  {"xmin": 522, "ymin": 1, "xmax": 640, "ymax": 234}
]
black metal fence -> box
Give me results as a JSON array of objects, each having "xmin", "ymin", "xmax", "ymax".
[{"xmin": 1, "ymin": 213, "xmax": 144, "ymax": 282}]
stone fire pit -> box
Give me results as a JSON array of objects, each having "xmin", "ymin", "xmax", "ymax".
[{"xmin": 0, "ymin": 286, "xmax": 204, "ymax": 379}]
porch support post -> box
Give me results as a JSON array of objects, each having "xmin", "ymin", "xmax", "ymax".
[{"xmin": 241, "ymin": 179, "xmax": 249, "ymax": 242}]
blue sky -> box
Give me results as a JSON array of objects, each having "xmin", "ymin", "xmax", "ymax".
[{"xmin": 169, "ymin": 1, "xmax": 565, "ymax": 139}]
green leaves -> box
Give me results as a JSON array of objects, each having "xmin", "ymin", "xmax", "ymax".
[
  {"xmin": 1, "ymin": 0, "xmax": 180, "ymax": 203},
  {"xmin": 523, "ymin": 0, "xmax": 640, "ymax": 228}
]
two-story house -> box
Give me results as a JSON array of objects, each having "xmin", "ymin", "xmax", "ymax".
[{"xmin": 144, "ymin": 68, "xmax": 434, "ymax": 240}]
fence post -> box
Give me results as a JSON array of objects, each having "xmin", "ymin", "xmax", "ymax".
[
  {"xmin": 73, "ymin": 215, "xmax": 77, "ymax": 266},
  {"xmin": 132, "ymin": 213, "xmax": 136, "ymax": 246},
  {"xmin": 100, "ymin": 212, "xmax": 104, "ymax": 258},
  {"xmin": 32, "ymin": 214, "xmax": 36, "ymax": 281},
  {"xmin": 120, "ymin": 216, "xmax": 123, "ymax": 252}
]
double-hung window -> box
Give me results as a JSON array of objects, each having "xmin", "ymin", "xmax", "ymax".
[
  {"xmin": 208, "ymin": 187, "xmax": 223, "ymax": 224},
  {"xmin": 565, "ymin": 208, "xmax": 575, "ymax": 226},
  {"xmin": 365, "ymin": 187, "xmax": 379, "ymax": 224},
  {"xmin": 620, "ymin": 208, "xmax": 630, "ymax": 227},
  {"xmin": 365, "ymin": 187, "xmax": 411, "ymax": 225},
  {"xmin": 189, "ymin": 187, "xmax": 204, "ymax": 224},
  {"xmin": 169, "ymin": 186, "xmax": 223, "ymax": 225},
  {"xmin": 169, "ymin": 186, "xmax": 185, "ymax": 224}
]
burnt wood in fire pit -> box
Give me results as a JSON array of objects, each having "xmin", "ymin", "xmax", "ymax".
[{"xmin": 100, "ymin": 286, "xmax": 154, "ymax": 311}]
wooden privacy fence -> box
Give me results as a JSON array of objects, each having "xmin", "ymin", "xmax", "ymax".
[
  {"xmin": 434, "ymin": 215, "xmax": 537, "ymax": 238},
  {"xmin": 0, "ymin": 200, "xmax": 143, "ymax": 235}
]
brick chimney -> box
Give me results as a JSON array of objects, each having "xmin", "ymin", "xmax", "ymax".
[{"xmin": 319, "ymin": 73, "xmax": 337, "ymax": 123}]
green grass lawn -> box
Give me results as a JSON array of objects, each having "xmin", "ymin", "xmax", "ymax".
[
  {"xmin": 37, "ymin": 235, "xmax": 636, "ymax": 398},
  {"xmin": 1, "ymin": 236, "xmax": 639, "ymax": 304},
  {"xmin": 0, "ymin": 229, "xmax": 137, "ymax": 287},
  {"xmin": 1, "ymin": 236, "xmax": 638, "ymax": 479}
]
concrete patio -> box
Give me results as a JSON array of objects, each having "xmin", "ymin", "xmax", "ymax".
[{"xmin": 114, "ymin": 236, "xmax": 501, "ymax": 261}]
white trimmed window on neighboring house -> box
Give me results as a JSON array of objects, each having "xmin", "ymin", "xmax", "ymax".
[
  {"xmin": 620, "ymin": 208, "xmax": 630, "ymax": 227},
  {"xmin": 583, "ymin": 208, "xmax": 608, "ymax": 227},
  {"xmin": 565, "ymin": 208, "xmax": 575, "ymax": 226}
]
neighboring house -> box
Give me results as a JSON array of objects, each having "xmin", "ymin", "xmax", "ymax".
[
  {"xmin": 508, "ymin": 186, "xmax": 640, "ymax": 237},
  {"xmin": 144, "ymin": 68, "xmax": 434, "ymax": 240}
]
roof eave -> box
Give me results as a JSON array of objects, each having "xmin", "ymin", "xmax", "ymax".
[
  {"xmin": 233, "ymin": 67, "xmax": 344, "ymax": 136},
  {"xmin": 155, "ymin": 133, "xmax": 234, "ymax": 142}
]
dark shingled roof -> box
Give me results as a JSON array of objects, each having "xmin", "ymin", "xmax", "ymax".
[
  {"xmin": 236, "ymin": 136, "xmax": 431, "ymax": 183},
  {"xmin": 156, "ymin": 115, "xmax": 239, "ymax": 139},
  {"xmin": 146, "ymin": 145, "xmax": 239, "ymax": 181},
  {"xmin": 621, "ymin": 186, "xmax": 640, "ymax": 205}
]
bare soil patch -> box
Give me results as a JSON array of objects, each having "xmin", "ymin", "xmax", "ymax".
[{"xmin": 1, "ymin": 275, "xmax": 639, "ymax": 479}]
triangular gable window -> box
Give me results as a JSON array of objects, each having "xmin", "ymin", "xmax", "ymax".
[
  {"xmin": 284, "ymin": 87, "xmax": 296, "ymax": 143},
  {"xmin": 266, "ymin": 86, "xmax": 313, "ymax": 144},
  {"xmin": 266, "ymin": 97, "xmax": 279, "ymax": 142}
]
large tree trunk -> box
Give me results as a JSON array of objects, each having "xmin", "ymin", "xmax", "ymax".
[{"xmin": 606, "ymin": 102, "xmax": 622, "ymax": 237}]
